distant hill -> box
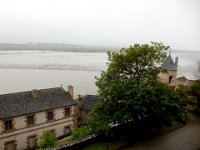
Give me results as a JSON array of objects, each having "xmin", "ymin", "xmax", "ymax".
[{"xmin": 0, "ymin": 43, "xmax": 119, "ymax": 52}]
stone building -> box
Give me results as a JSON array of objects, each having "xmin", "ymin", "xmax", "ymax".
[
  {"xmin": 0, "ymin": 87, "xmax": 77, "ymax": 150},
  {"xmin": 76, "ymin": 95, "xmax": 99, "ymax": 126},
  {"xmin": 159, "ymin": 54, "xmax": 178, "ymax": 86}
]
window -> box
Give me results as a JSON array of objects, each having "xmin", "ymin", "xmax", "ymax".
[
  {"xmin": 47, "ymin": 111, "xmax": 54, "ymax": 121},
  {"xmin": 27, "ymin": 115, "xmax": 34, "ymax": 125},
  {"xmin": 63, "ymin": 126, "xmax": 71, "ymax": 135},
  {"xmin": 27, "ymin": 136, "xmax": 36, "ymax": 149},
  {"xmin": 169, "ymin": 75, "xmax": 173, "ymax": 84},
  {"xmin": 85, "ymin": 110, "xmax": 89, "ymax": 115},
  {"xmin": 5, "ymin": 120, "xmax": 13, "ymax": 131},
  {"xmin": 49, "ymin": 129, "xmax": 56, "ymax": 134},
  {"xmin": 65, "ymin": 108, "xmax": 71, "ymax": 117},
  {"xmin": 5, "ymin": 141, "xmax": 16, "ymax": 150}
]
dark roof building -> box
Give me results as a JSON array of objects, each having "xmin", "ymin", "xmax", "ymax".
[
  {"xmin": 161, "ymin": 54, "xmax": 177, "ymax": 71},
  {"xmin": 76, "ymin": 95, "xmax": 100, "ymax": 111},
  {"xmin": 0, "ymin": 87, "xmax": 76, "ymax": 119}
]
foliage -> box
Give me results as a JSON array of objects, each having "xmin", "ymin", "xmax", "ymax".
[
  {"xmin": 89, "ymin": 42, "xmax": 193, "ymax": 134},
  {"xmin": 189, "ymin": 82, "xmax": 200, "ymax": 114},
  {"xmin": 190, "ymin": 82, "xmax": 200, "ymax": 104},
  {"xmin": 188, "ymin": 61, "xmax": 200, "ymax": 114},
  {"xmin": 68, "ymin": 125, "xmax": 94, "ymax": 141},
  {"xmin": 37, "ymin": 131, "xmax": 59, "ymax": 149}
]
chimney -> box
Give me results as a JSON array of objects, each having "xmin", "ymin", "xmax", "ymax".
[
  {"xmin": 32, "ymin": 89, "xmax": 39, "ymax": 99},
  {"xmin": 175, "ymin": 57, "xmax": 178, "ymax": 67},
  {"xmin": 68, "ymin": 85, "xmax": 74, "ymax": 99}
]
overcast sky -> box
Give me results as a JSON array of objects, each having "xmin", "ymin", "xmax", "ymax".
[{"xmin": 0, "ymin": 0, "xmax": 199, "ymax": 50}]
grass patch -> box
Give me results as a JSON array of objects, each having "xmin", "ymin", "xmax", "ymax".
[{"xmin": 82, "ymin": 141, "xmax": 127, "ymax": 150}]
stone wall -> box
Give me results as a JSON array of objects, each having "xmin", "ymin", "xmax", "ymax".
[
  {"xmin": 159, "ymin": 70, "xmax": 177, "ymax": 85},
  {"xmin": 0, "ymin": 107, "xmax": 76, "ymax": 150}
]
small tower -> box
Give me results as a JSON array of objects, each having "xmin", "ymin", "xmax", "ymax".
[{"xmin": 159, "ymin": 53, "xmax": 178, "ymax": 85}]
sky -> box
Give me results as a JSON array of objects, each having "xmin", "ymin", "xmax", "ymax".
[{"xmin": 0, "ymin": 0, "xmax": 199, "ymax": 50}]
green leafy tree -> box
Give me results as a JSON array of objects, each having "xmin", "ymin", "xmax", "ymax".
[
  {"xmin": 37, "ymin": 131, "xmax": 59, "ymax": 149},
  {"xmin": 190, "ymin": 62, "xmax": 200, "ymax": 114},
  {"xmin": 189, "ymin": 82, "xmax": 200, "ymax": 115},
  {"xmin": 89, "ymin": 42, "xmax": 193, "ymax": 134},
  {"xmin": 68, "ymin": 125, "xmax": 93, "ymax": 141},
  {"xmin": 190, "ymin": 83, "xmax": 200, "ymax": 104}
]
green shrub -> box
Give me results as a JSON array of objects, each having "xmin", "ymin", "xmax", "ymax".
[
  {"xmin": 37, "ymin": 131, "xmax": 59, "ymax": 149},
  {"xmin": 69, "ymin": 125, "xmax": 94, "ymax": 141}
]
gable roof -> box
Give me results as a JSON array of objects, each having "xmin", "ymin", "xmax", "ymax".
[
  {"xmin": 0, "ymin": 87, "xmax": 76, "ymax": 119},
  {"xmin": 76, "ymin": 95, "xmax": 100, "ymax": 111},
  {"xmin": 161, "ymin": 54, "xmax": 177, "ymax": 71}
]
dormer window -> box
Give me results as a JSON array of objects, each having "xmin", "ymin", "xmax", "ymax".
[{"xmin": 5, "ymin": 120, "xmax": 13, "ymax": 131}]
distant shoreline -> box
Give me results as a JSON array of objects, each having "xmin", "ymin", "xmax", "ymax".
[
  {"xmin": 0, "ymin": 43, "xmax": 118, "ymax": 52},
  {"xmin": 0, "ymin": 43, "xmax": 199, "ymax": 53}
]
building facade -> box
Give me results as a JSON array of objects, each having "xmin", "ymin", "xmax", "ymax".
[
  {"xmin": 0, "ymin": 87, "xmax": 77, "ymax": 150},
  {"xmin": 76, "ymin": 95, "xmax": 99, "ymax": 126}
]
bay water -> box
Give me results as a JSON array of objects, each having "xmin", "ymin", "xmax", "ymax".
[{"xmin": 0, "ymin": 50, "xmax": 199, "ymax": 96}]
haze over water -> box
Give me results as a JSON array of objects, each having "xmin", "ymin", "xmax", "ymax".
[{"xmin": 0, "ymin": 0, "xmax": 199, "ymax": 95}]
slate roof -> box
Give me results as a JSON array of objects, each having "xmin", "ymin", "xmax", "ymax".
[
  {"xmin": 161, "ymin": 54, "xmax": 177, "ymax": 71},
  {"xmin": 76, "ymin": 95, "xmax": 100, "ymax": 111},
  {"xmin": 0, "ymin": 87, "xmax": 76, "ymax": 119}
]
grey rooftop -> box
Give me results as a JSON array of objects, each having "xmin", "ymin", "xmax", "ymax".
[
  {"xmin": 0, "ymin": 87, "xmax": 76, "ymax": 119},
  {"xmin": 76, "ymin": 95, "xmax": 100, "ymax": 111},
  {"xmin": 161, "ymin": 54, "xmax": 177, "ymax": 71}
]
